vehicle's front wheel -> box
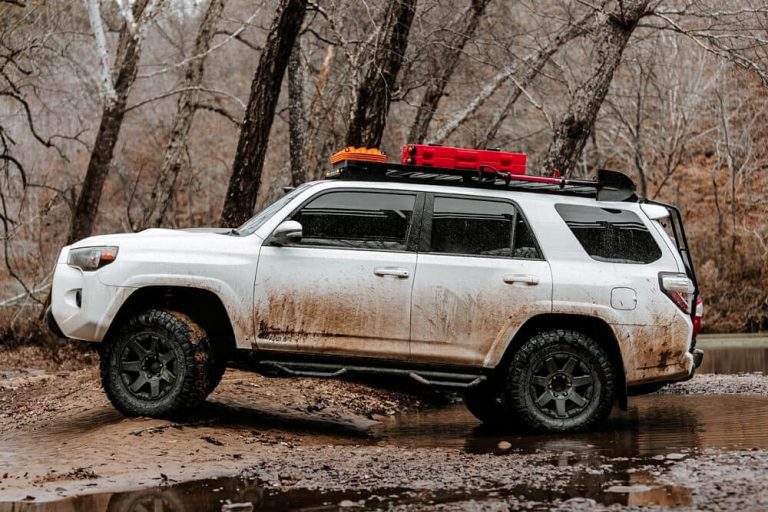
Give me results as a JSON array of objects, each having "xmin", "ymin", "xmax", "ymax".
[
  {"xmin": 504, "ymin": 329, "xmax": 616, "ymax": 432},
  {"xmin": 100, "ymin": 309, "xmax": 212, "ymax": 417}
]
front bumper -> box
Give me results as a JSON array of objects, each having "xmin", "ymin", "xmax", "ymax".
[
  {"xmin": 45, "ymin": 306, "xmax": 65, "ymax": 338},
  {"xmin": 50, "ymin": 262, "xmax": 135, "ymax": 342}
]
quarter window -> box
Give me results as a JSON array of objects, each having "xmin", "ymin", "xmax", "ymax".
[
  {"xmin": 289, "ymin": 191, "xmax": 416, "ymax": 251},
  {"xmin": 429, "ymin": 196, "xmax": 540, "ymax": 258},
  {"xmin": 555, "ymin": 204, "xmax": 662, "ymax": 264}
]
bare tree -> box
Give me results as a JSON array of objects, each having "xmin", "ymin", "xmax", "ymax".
[
  {"xmin": 220, "ymin": 0, "xmax": 308, "ymax": 227},
  {"xmin": 653, "ymin": 4, "xmax": 768, "ymax": 86},
  {"xmin": 304, "ymin": 44, "xmax": 336, "ymax": 180},
  {"xmin": 141, "ymin": 0, "xmax": 228, "ymax": 228},
  {"xmin": 540, "ymin": 0, "xmax": 651, "ymax": 177},
  {"xmin": 407, "ymin": 0, "xmax": 491, "ymax": 144},
  {"xmin": 599, "ymin": 32, "xmax": 712, "ymax": 199},
  {"xmin": 345, "ymin": 0, "xmax": 417, "ymax": 147},
  {"xmin": 67, "ymin": 0, "xmax": 163, "ymax": 243},
  {"xmin": 427, "ymin": 11, "xmax": 591, "ymax": 147},
  {"xmin": 481, "ymin": 11, "xmax": 595, "ymax": 147},
  {"xmin": 288, "ymin": 41, "xmax": 307, "ymax": 186}
]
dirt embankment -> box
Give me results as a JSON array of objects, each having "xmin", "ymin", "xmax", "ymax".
[{"xmin": 0, "ymin": 345, "xmax": 437, "ymax": 503}]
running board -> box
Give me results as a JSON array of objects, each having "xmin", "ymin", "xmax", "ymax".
[{"xmin": 256, "ymin": 360, "xmax": 487, "ymax": 389}]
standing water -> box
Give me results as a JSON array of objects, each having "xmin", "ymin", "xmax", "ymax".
[{"xmin": 697, "ymin": 334, "xmax": 768, "ymax": 374}]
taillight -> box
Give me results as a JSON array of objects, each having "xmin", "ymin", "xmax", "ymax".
[
  {"xmin": 692, "ymin": 297, "xmax": 704, "ymax": 338},
  {"xmin": 658, "ymin": 272, "xmax": 695, "ymax": 314}
]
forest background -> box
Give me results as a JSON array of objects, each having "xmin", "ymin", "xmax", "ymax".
[{"xmin": 1, "ymin": 0, "xmax": 767, "ymax": 347}]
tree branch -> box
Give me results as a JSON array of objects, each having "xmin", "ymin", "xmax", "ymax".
[
  {"xmin": 139, "ymin": 9, "xmax": 263, "ymax": 79},
  {"xmin": 191, "ymin": 102, "xmax": 242, "ymax": 126},
  {"xmin": 124, "ymin": 85, "xmax": 246, "ymax": 112},
  {"xmin": 214, "ymin": 30, "xmax": 261, "ymax": 51}
]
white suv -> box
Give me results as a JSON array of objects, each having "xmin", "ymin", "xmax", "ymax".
[{"xmin": 47, "ymin": 157, "xmax": 703, "ymax": 432}]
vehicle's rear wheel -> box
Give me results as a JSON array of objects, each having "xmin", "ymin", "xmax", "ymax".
[
  {"xmin": 100, "ymin": 309, "xmax": 212, "ymax": 417},
  {"xmin": 463, "ymin": 381, "xmax": 506, "ymax": 424},
  {"xmin": 504, "ymin": 329, "xmax": 616, "ymax": 432}
]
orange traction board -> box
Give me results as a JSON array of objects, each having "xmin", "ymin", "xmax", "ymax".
[{"xmin": 330, "ymin": 147, "xmax": 387, "ymax": 165}]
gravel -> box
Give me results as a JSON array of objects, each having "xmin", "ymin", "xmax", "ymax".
[{"xmin": 659, "ymin": 373, "xmax": 768, "ymax": 395}]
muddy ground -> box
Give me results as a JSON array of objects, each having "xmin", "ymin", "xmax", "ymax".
[{"xmin": 1, "ymin": 345, "xmax": 768, "ymax": 510}]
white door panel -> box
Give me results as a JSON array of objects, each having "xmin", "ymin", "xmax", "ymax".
[
  {"xmin": 410, "ymin": 194, "xmax": 553, "ymax": 367},
  {"xmin": 254, "ymin": 246, "xmax": 416, "ymax": 358},
  {"xmin": 410, "ymin": 255, "xmax": 552, "ymax": 366}
]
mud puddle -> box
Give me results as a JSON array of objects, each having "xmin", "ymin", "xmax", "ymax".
[
  {"xmin": 0, "ymin": 467, "xmax": 693, "ymax": 512},
  {"xmin": 372, "ymin": 394, "xmax": 768, "ymax": 457},
  {"xmin": 6, "ymin": 394, "xmax": 758, "ymax": 511}
]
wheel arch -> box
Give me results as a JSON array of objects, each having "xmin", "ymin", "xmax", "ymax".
[
  {"xmin": 105, "ymin": 286, "xmax": 237, "ymax": 361},
  {"xmin": 498, "ymin": 313, "xmax": 628, "ymax": 410}
]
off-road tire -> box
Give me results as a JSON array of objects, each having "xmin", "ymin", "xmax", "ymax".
[
  {"xmin": 206, "ymin": 357, "xmax": 226, "ymax": 396},
  {"xmin": 463, "ymin": 381, "xmax": 507, "ymax": 424},
  {"xmin": 100, "ymin": 309, "xmax": 212, "ymax": 417},
  {"xmin": 504, "ymin": 329, "xmax": 616, "ymax": 432}
]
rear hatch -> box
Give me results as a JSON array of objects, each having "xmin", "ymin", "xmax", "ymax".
[{"xmin": 641, "ymin": 201, "xmax": 703, "ymax": 345}]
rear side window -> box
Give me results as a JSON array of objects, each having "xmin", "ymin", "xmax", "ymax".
[
  {"xmin": 429, "ymin": 196, "xmax": 540, "ymax": 259},
  {"xmin": 290, "ymin": 191, "xmax": 416, "ymax": 251},
  {"xmin": 555, "ymin": 204, "xmax": 661, "ymax": 264}
]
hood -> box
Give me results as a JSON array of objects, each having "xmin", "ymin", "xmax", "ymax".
[{"xmin": 69, "ymin": 227, "xmax": 247, "ymax": 249}]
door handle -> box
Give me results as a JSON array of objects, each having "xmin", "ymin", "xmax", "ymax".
[
  {"xmin": 374, "ymin": 267, "xmax": 410, "ymax": 279},
  {"xmin": 503, "ymin": 274, "xmax": 540, "ymax": 285}
]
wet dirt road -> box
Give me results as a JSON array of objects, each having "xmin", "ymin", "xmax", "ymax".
[{"xmin": 2, "ymin": 339, "xmax": 768, "ymax": 511}]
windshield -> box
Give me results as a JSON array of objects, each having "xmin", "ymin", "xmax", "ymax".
[{"xmin": 236, "ymin": 182, "xmax": 317, "ymax": 236}]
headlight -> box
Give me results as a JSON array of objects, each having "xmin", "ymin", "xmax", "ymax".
[{"xmin": 67, "ymin": 246, "xmax": 119, "ymax": 271}]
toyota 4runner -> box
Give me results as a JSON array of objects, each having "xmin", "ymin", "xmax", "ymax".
[{"xmin": 47, "ymin": 146, "xmax": 704, "ymax": 432}]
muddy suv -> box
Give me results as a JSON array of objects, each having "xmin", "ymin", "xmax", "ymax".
[{"xmin": 47, "ymin": 158, "xmax": 703, "ymax": 432}]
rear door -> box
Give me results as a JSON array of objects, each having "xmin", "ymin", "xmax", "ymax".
[
  {"xmin": 254, "ymin": 188, "xmax": 423, "ymax": 360},
  {"xmin": 409, "ymin": 194, "xmax": 552, "ymax": 366}
]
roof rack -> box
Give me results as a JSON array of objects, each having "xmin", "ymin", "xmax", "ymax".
[{"xmin": 325, "ymin": 160, "xmax": 637, "ymax": 202}]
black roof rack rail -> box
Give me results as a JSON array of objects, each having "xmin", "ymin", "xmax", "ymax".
[{"xmin": 325, "ymin": 160, "xmax": 637, "ymax": 202}]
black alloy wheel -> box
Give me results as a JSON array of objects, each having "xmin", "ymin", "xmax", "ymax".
[
  {"xmin": 101, "ymin": 309, "xmax": 212, "ymax": 417},
  {"xmin": 529, "ymin": 352, "xmax": 597, "ymax": 420},
  {"xmin": 118, "ymin": 333, "xmax": 181, "ymax": 401},
  {"xmin": 505, "ymin": 329, "xmax": 616, "ymax": 432}
]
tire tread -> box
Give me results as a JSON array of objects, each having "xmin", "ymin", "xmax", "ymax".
[
  {"xmin": 100, "ymin": 309, "xmax": 212, "ymax": 417},
  {"xmin": 504, "ymin": 329, "xmax": 616, "ymax": 432}
]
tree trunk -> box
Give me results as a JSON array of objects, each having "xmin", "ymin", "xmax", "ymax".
[
  {"xmin": 142, "ymin": 0, "xmax": 227, "ymax": 228},
  {"xmin": 481, "ymin": 13, "xmax": 593, "ymax": 146},
  {"xmin": 540, "ymin": 1, "xmax": 650, "ymax": 176},
  {"xmin": 407, "ymin": 0, "xmax": 491, "ymax": 144},
  {"xmin": 345, "ymin": 0, "xmax": 417, "ymax": 148},
  {"xmin": 68, "ymin": 0, "xmax": 156, "ymax": 244},
  {"xmin": 220, "ymin": 0, "xmax": 308, "ymax": 227},
  {"xmin": 305, "ymin": 44, "xmax": 336, "ymax": 180},
  {"xmin": 287, "ymin": 41, "xmax": 307, "ymax": 187}
]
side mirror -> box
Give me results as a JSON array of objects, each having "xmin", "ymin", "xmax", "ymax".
[{"xmin": 271, "ymin": 220, "xmax": 302, "ymax": 246}]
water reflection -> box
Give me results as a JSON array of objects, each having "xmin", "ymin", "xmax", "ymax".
[
  {"xmin": 0, "ymin": 475, "xmax": 693, "ymax": 512},
  {"xmin": 698, "ymin": 346, "xmax": 768, "ymax": 374},
  {"xmin": 373, "ymin": 394, "xmax": 768, "ymax": 456}
]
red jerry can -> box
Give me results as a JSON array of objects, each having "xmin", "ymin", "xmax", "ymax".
[{"xmin": 401, "ymin": 144, "xmax": 526, "ymax": 175}]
